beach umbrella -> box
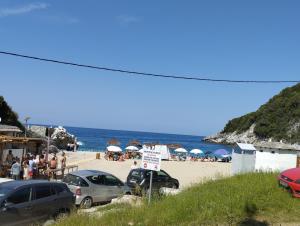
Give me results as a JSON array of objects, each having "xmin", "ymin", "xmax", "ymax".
[
  {"xmin": 144, "ymin": 142, "xmax": 159, "ymax": 149},
  {"xmin": 107, "ymin": 145, "xmax": 122, "ymax": 152},
  {"xmin": 107, "ymin": 138, "xmax": 120, "ymax": 146},
  {"xmin": 214, "ymin": 149, "xmax": 229, "ymax": 156},
  {"xmin": 125, "ymin": 146, "xmax": 139, "ymax": 151},
  {"xmin": 174, "ymin": 148, "xmax": 188, "ymax": 153},
  {"xmin": 167, "ymin": 144, "xmax": 182, "ymax": 149},
  {"xmin": 190, "ymin": 149, "xmax": 203, "ymax": 154},
  {"xmin": 127, "ymin": 140, "xmax": 141, "ymax": 146}
]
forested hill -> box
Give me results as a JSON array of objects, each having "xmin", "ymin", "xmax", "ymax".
[
  {"xmin": 0, "ymin": 96, "xmax": 24, "ymax": 130},
  {"xmin": 222, "ymin": 83, "xmax": 300, "ymax": 143},
  {"xmin": 205, "ymin": 83, "xmax": 300, "ymax": 144}
]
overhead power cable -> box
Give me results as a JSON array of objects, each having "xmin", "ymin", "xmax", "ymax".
[{"xmin": 0, "ymin": 50, "xmax": 299, "ymax": 83}]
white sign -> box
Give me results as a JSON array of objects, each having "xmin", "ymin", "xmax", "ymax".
[{"xmin": 141, "ymin": 146, "xmax": 161, "ymax": 171}]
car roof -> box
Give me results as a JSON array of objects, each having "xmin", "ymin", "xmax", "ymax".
[
  {"xmin": 0, "ymin": 180, "xmax": 59, "ymax": 189},
  {"xmin": 281, "ymin": 168, "xmax": 300, "ymax": 180},
  {"xmin": 69, "ymin": 170, "xmax": 111, "ymax": 177}
]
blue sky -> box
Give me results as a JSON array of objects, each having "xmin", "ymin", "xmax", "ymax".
[{"xmin": 0, "ymin": 0, "xmax": 299, "ymax": 135}]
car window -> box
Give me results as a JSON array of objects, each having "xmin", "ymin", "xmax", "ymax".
[
  {"xmin": 54, "ymin": 184, "xmax": 67, "ymax": 194},
  {"xmin": 145, "ymin": 171, "xmax": 158, "ymax": 178},
  {"xmin": 35, "ymin": 185, "xmax": 53, "ymax": 200},
  {"xmin": 6, "ymin": 187, "xmax": 31, "ymax": 205},
  {"xmin": 86, "ymin": 175, "xmax": 105, "ymax": 185},
  {"xmin": 130, "ymin": 170, "xmax": 142, "ymax": 180},
  {"xmin": 104, "ymin": 175, "xmax": 122, "ymax": 186},
  {"xmin": 157, "ymin": 171, "xmax": 169, "ymax": 178},
  {"xmin": 63, "ymin": 174, "xmax": 89, "ymax": 187}
]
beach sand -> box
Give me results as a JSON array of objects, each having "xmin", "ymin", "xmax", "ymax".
[{"xmin": 64, "ymin": 151, "xmax": 231, "ymax": 188}]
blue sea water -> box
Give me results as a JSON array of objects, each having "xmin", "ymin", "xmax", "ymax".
[{"xmin": 65, "ymin": 126, "xmax": 231, "ymax": 153}]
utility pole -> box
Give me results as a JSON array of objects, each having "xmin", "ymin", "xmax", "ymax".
[{"xmin": 24, "ymin": 116, "xmax": 30, "ymax": 138}]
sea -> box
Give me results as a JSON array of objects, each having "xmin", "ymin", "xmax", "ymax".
[{"xmin": 65, "ymin": 126, "xmax": 231, "ymax": 154}]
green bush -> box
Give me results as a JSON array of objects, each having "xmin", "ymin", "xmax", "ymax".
[
  {"xmin": 222, "ymin": 83, "xmax": 300, "ymax": 143},
  {"xmin": 0, "ymin": 96, "xmax": 24, "ymax": 130}
]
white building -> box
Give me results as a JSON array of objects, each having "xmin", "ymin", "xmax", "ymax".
[{"xmin": 232, "ymin": 142, "xmax": 300, "ymax": 175}]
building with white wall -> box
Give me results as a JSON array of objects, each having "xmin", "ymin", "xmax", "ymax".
[{"xmin": 232, "ymin": 142, "xmax": 300, "ymax": 175}]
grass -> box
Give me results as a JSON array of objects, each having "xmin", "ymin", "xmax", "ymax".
[{"xmin": 55, "ymin": 173, "xmax": 300, "ymax": 226}]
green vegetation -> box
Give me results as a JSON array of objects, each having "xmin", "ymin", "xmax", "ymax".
[
  {"xmin": 55, "ymin": 173, "xmax": 300, "ymax": 226},
  {"xmin": 223, "ymin": 83, "xmax": 300, "ymax": 143},
  {"xmin": 0, "ymin": 96, "xmax": 24, "ymax": 130}
]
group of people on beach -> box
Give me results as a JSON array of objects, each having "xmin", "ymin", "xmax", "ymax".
[
  {"xmin": 104, "ymin": 151, "xmax": 142, "ymax": 161},
  {"xmin": 1, "ymin": 150, "xmax": 67, "ymax": 180},
  {"xmin": 188, "ymin": 156, "xmax": 218, "ymax": 162}
]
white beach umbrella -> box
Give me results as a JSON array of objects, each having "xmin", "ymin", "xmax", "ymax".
[
  {"xmin": 190, "ymin": 149, "xmax": 204, "ymax": 154},
  {"xmin": 107, "ymin": 145, "xmax": 122, "ymax": 152},
  {"xmin": 174, "ymin": 148, "xmax": 188, "ymax": 153},
  {"xmin": 125, "ymin": 146, "xmax": 139, "ymax": 151},
  {"xmin": 138, "ymin": 148, "xmax": 144, "ymax": 153}
]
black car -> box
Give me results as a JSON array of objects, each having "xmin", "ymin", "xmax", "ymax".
[
  {"xmin": 127, "ymin": 168, "xmax": 179, "ymax": 195},
  {"xmin": 0, "ymin": 180, "xmax": 75, "ymax": 226}
]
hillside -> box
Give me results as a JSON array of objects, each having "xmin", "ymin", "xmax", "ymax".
[
  {"xmin": 205, "ymin": 83, "xmax": 300, "ymax": 144},
  {"xmin": 0, "ymin": 96, "xmax": 24, "ymax": 131},
  {"xmin": 55, "ymin": 173, "xmax": 300, "ymax": 226}
]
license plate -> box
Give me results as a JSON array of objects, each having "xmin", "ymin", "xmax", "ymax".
[{"xmin": 280, "ymin": 180, "xmax": 288, "ymax": 187}]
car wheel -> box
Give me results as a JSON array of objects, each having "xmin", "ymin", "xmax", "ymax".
[{"xmin": 80, "ymin": 197, "xmax": 93, "ymax": 209}]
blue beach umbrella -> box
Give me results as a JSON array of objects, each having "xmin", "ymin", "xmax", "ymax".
[{"xmin": 214, "ymin": 149, "xmax": 229, "ymax": 156}]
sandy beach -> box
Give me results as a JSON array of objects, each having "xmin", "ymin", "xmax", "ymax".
[{"xmin": 64, "ymin": 151, "xmax": 231, "ymax": 188}]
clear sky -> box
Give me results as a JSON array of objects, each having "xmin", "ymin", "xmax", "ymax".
[{"xmin": 0, "ymin": 0, "xmax": 299, "ymax": 136}]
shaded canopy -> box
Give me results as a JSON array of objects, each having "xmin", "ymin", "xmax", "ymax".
[
  {"xmin": 167, "ymin": 144, "xmax": 182, "ymax": 149},
  {"xmin": 127, "ymin": 139, "xmax": 141, "ymax": 146},
  {"xmin": 107, "ymin": 138, "xmax": 120, "ymax": 146}
]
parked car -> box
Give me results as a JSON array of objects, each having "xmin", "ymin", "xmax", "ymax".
[
  {"xmin": 63, "ymin": 170, "xmax": 131, "ymax": 209},
  {"xmin": 278, "ymin": 168, "xmax": 300, "ymax": 197},
  {"xmin": 217, "ymin": 155, "xmax": 232, "ymax": 162},
  {"xmin": 0, "ymin": 180, "xmax": 74, "ymax": 226},
  {"xmin": 127, "ymin": 168, "xmax": 179, "ymax": 195}
]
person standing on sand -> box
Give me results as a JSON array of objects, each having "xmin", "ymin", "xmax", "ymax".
[
  {"xmin": 23, "ymin": 161, "xmax": 29, "ymax": 180},
  {"xmin": 61, "ymin": 152, "xmax": 67, "ymax": 177},
  {"xmin": 49, "ymin": 156, "xmax": 58, "ymax": 179},
  {"xmin": 11, "ymin": 159, "xmax": 21, "ymax": 180}
]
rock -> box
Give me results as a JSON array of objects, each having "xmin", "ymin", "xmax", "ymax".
[
  {"xmin": 204, "ymin": 124, "xmax": 259, "ymax": 145},
  {"xmin": 111, "ymin": 195, "xmax": 142, "ymax": 206},
  {"xmin": 43, "ymin": 219, "xmax": 55, "ymax": 226},
  {"xmin": 159, "ymin": 187, "xmax": 181, "ymax": 196},
  {"xmin": 51, "ymin": 126, "xmax": 76, "ymax": 150}
]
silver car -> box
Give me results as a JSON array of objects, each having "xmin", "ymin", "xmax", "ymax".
[{"xmin": 62, "ymin": 170, "xmax": 131, "ymax": 208}]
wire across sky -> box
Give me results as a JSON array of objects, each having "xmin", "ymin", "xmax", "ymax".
[{"xmin": 0, "ymin": 50, "xmax": 299, "ymax": 84}]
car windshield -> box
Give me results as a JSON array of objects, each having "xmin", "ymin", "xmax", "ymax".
[
  {"xmin": 0, "ymin": 186, "xmax": 12, "ymax": 198},
  {"xmin": 63, "ymin": 174, "xmax": 89, "ymax": 187}
]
